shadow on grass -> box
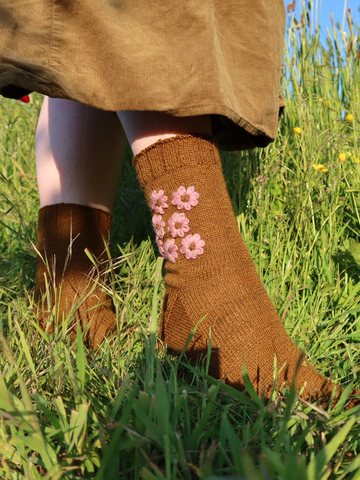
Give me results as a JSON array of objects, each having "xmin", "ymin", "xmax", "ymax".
[{"xmin": 332, "ymin": 249, "xmax": 360, "ymax": 285}]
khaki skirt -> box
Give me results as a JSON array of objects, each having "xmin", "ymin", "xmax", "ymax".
[{"xmin": 0, "ymin": 0, "xmax": 286, "ymax": 151}]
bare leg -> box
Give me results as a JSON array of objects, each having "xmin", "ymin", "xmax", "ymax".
[
  {"xmin": 117, "ymin": 111, "xmax": 212, "ymax": 155},
  {"xmin": 35, "ymin": 98, "xmax": 127, "ymax": 347},
  {"xmin": 36, "ymin": 97, "xmax": 127, "ymax": 213}
]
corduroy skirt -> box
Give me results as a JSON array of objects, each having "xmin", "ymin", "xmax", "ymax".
[{"xmin": 0, "ymin": 0, "xmax": 286, "ymax": 151}]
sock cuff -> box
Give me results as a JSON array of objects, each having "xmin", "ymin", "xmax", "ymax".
[
  {"xmin": 37, "ymin": 203, "xmax": 112, "ymax": 266},
  {"xmin": 38, "ymin": 203, "xmax": 112, "ymax": 236},
  {"xmin": 133, "ymin": 134, "xmax": 222, "ymax": 188}
]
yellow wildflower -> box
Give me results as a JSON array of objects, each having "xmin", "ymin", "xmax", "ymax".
[
  {"xmin": 294, "ymin": 127, "xmax": 301, "ymax": 134},
  {"xmin": 319, "ymin": 98, "xmax": 323, "ymax": 103},
  {"xmin": 355, "ymin": 157, "xmax": 360, "ymax": 164},
  {"xmin": 312, "ymin": 164, "xmax": 328, "ymax": 172},
  {"xmin": 346, "ymin": 113, "xmax": 354, "ymax": 122},
  {"xmin": 338, "ymin": 153, "xmax": 347, "ymax": 162}
]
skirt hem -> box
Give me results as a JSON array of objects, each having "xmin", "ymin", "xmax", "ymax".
[{"xmin": 0, "ymin": 72, "xmax": 279, "ymax": 152}]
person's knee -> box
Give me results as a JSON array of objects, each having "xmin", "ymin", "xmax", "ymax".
[{"xmin": 117, "ymin": 110, "xmax": 212, "ymax": 155}]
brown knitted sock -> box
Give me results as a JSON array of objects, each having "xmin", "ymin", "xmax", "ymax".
[
  {"xmin": 35, "ymin": 203, "xmax": 116, "ymax": 348},
  {"xmin": 134, "ymin": 134, "xmax": 340, "ymax": 402}
]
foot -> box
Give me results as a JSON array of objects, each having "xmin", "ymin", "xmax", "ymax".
[{"xmin": 134, "ymin": 134, "xmax": 345, "ymax": 403}]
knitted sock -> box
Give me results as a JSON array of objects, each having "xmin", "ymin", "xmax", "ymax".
[
  {"xmin": 134, "ymin": 134, "xmax": 339, "ymax": 402},
  {"xmin": 35, "ymin": 203, "xmax": 116, "ymax": 348}
]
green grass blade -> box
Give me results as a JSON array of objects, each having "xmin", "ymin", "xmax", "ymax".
[
  {"xmin": 307, "ymin": 415, "xmax": 357, "ymax": 480},
  {"xmin": 76, "ymin": 322, "xmax": 86, "ymax": 390}
]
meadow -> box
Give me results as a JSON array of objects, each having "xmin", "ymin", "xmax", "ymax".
[{"xmin": 0, "ymin": 3, "xmax": 360, "ymax": 479}]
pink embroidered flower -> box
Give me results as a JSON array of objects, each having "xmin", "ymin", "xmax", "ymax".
[
  {"xmin": 180, "ymin": 234, "xmax": 205, "ymax": 260},
  {"xmin": 152, "ymin": 214, "xmax": 166, "ymax": 238},
  {"xmin": 156, "ymin": 237, "xmax": 165, "ymax": 256},
  {"xmin": 150, "ymin": 190, "xmax": 168, "ymax": 214},
  {"xmin": 164, "ymin": 239, "xmax": 178, "ymax": 263},
  {"xmin": 168, "ymin": 212, "xmax": 190, "ymax": 238},
  {"xmin": 172, "ymin": 186, "xmax": 199, "ymax": 211}
]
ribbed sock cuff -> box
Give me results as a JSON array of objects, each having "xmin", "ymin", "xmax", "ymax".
[
  {"xmin": 38, "ymin": 203, "xmax": 112, "ymax": 235},
  {"xmin": 133, "ymin": 134, "xmax": 221, "ymax": 189},
  {"xmin": 36, "ymin": 203, "xmax": 112, "ymax": 280}
]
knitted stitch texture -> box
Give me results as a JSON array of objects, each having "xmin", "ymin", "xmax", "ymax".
[
  {"xmin": 134, "ymin": 133, "xmax": 341, "ymax": 402},
  {"xmin": 35, "ymin": 203, "xmax": 115, "ymax": 348}
]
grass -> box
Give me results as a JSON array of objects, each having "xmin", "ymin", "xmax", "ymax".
[{"xmin": 1, "ymin": 1, "xmax": 360, "ymax": 478}]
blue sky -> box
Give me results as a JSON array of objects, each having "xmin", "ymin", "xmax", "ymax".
[{"xmin": 289, "ymin": 0, "xmax": 360, "ymax": 47}]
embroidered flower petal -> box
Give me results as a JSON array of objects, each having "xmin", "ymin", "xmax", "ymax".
[
  {"xmin": 164, "ymin": 238, "xmax": 178, "ymax": 263},
  {"xmin": 180, "ymin": 234, "xmax": 205, "ymax": 260},
  {"xmin": 150, "ymin": 190, "xmax": 168, "ymax": 214},
  {"xmin": 172, "ymin": 186, "xmax": 200, "ymax": 211},
  {"xmin": 152, "ymin": 214, "xmax": 166, "ymax": 238},
  {"xmin": 168, "ymin": 212, "xmax": 190, "ymax": 238},
  {"xmin": 156, "ymin": 237, "xmax": 165, "ymax": 256}
]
